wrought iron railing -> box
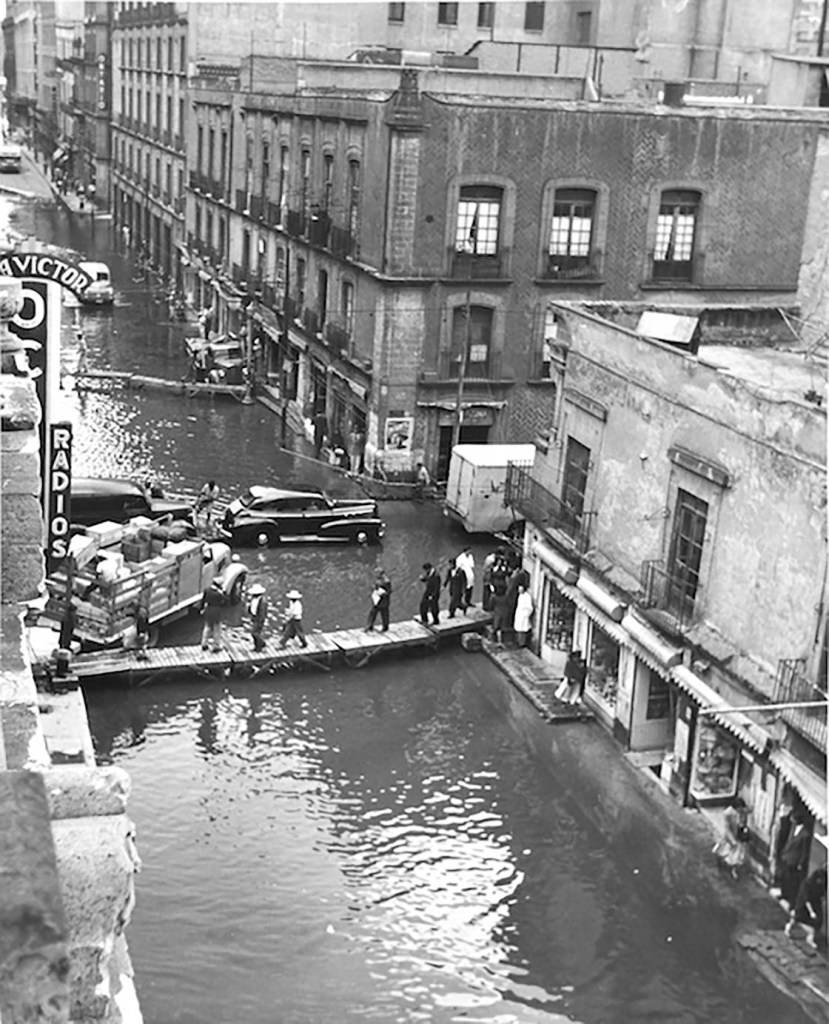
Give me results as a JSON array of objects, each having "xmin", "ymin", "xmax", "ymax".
[
  {"xmin": 308, "ymin": 212, "xmax": 331, "ymax": 248},
  {"xmin": 639, "ymin": 559, "xmax": 699, "ymax": 633},
  {"xmin": 302, "ymin": 308, "xmax": 320, "ymax": 336},
  {"xmin": 437, "ymin": 349, "xmax": 503, "ymax": 381},
  {"xmin": 543, "ymin": 252, "xmax": 601, "ymax": 280},
  {"xmin": 330, "ymin": 225, "xmax": 356, "ymax": 258},
  {"xmin": 450, "ymin": 248, "xmax": 510, "ymax": 279},
  {"xmin": 325, "ymin": 321, "xmax": 350, "ymax": 356},
  {"xmin": 774, "ymin": 659, "xmax": 827, "ymax": 751},
  {"xmin": 285, "ymin": 209, "xmax": 306, "ymax": 238},
  {"xmin": 505, "ymin": 463, "xmax": 594, "ymax": 553}
]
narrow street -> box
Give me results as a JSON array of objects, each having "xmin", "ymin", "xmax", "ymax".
[{"xmin": 1, "ymin": 154, "xmax": 825, "ymax": 1023}]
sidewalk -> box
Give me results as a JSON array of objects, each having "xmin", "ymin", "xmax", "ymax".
[
  {"xmin": 485, "ymin": 638, "xmax": 829, "ymax": 1024},
  {"xmin": 21, "ymin": 147, "xmax": 105, "ymax": 219}
]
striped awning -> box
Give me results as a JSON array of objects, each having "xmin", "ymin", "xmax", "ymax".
[{"xmin": 769, "ymin": 747, "xmax": 827, "ymax": 827}]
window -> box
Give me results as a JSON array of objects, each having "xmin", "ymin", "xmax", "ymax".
[
  {"xmin": 195, "ymin": 204, "xmax": 202, "ymax": 241},
  {"xmin": 645, "ymin": 672, "xmax": 671, "ymax": 720},
  {"xmin": 667, "ymin": 488, "xmax": 708, "ymax": 609},
  {"xmin": 156, "ymin": 37, "xmax": 162, "ymax": 69},
  {"xmin": 207, "ymin": 128, "xmax": 215, "ymax": 181},
  {"xmin": 301, "ymin": 148, "xmax": 311, "ymax": 215},
  {"xmin": 178, "ymin": 98, "xmax": 184, "ymax": 140},
  {"xmin": 205, "ymin": 210, "xmax": 213, "ymax": 248},
  {"xmin": 179, "ymin": 37, "xmax": 186, "ymax": 73},
  {"xmin": 167, "ymin": 37, "xmax": 173, "ymax": 70},
  {"xmin": 155, "ymin": 93, "xmax": 161, "ymax": 130},
  {"xmin": 322, "ymin": 153, "xmax": 334, "ymax": 211},
  {"xmin": 575, "ymin": 10, "xmax": 592, "ymax": 45},
  {"xmin": 166, "ymin": 95, "xmax": 172, "ymax": 132},
  {"xmin": 348, "ymin": 159, "xmax": 361, "ymax": 237},
  {"xmin": 278, "ymin": 146, "xmax": 289, "ymax": 221},
  {"xmin": 342, "ymin": 281, "xmax": 354, "ymax": 335},
  {"xmin": 275, "ymin": 247, "xmax": 286, "ymax": 298},
  {"xmin": 196, "ymin": 125, "xmax": 203, "ymax": 173},
  {"xmin": 165, "ymin": 162, "xmax": 171, "ymax": 200},
  {"xmin": 242, "ymin": 229, "xmax": 251, "ymax": 274},
  {"xmin": 218, "ymin": 216, "xmax": 226, "ymax": 258},
  {"xmin": 478, "ymin": 2, "xmax": 495, "ymax": 28},
  {"xmin": 524, "ymin": 1, "xmax": 544, "ymax": 31},
  {"xmin": 654, "ymin": 189, "xmax": 700, "ymax": 281},
  {"xmin": 451, "ymin": 305, "xmax": 493, "ymax": 377},
  {"xmin": 261, "ymin": 141, "xmax": 270, "ymax": 191},
  {"xmin": 388, "ymin": 2, "xmax": 405, "ymax": 21},
  {"xmin": 438, "ymin": 2, "xmax": 459, "ymax": 25},
  {"xmin": 220, "ymin": 131, "xmax": 228, "ymax": 192},
  {"xmin": 455, "ymin": 185, "xmax": 501, "ymax": 256},
  {"xmin": 296, "ymin": 258, "xmax": 306, "ymax": 315},
  {"xmin": 318, "ymin": 269, "xmax": 328, "ymax": 329},
  {"xmin": 548, "ymin": 188, "xmax": 595, "ymax": 276},
  {"xmin": 562, "ymin": 436, "xmax": 590, "ymax": 522}
]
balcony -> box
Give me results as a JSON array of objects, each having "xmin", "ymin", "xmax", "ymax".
[
  {"xmin": 330, "ymin": 225, "xmax": 357, "ymax": 259},
  {"xmin": 283, "ymin": 295, "xmax": 298, "ymax": 323},
  {"xmin": 285, "ymin": 209, "xmax": 306, "ymax": 238},
  {"xmin": 261, "ymin": 283, "xmax": 279, "ymax": 311},
  {"xmin": 325, "ymin": 321, "xmax": 350, "ymax": 357},
  {"xmin": 302, "ymin": 308, "xmax": 320, "ymax": 336},
  {"xmin": 235, "ymin": 189, "xmax": 249, "ymax": 214},
  {"xmin": 249, "ymin": 195, "xmax": 264, "ymax": 222},
  {"xmin": 437, "ymin": 350, "xmax": 504, "ymax": 381},
  {"xmin": 162, "ymin": 128, "xmax": 171, "ymax": 147},
  {"xmin": 639, "ymin": 560, "xmax": 700, "ymax": 635},
  {"xmin": 505, "ymin": 463, "xmax": 595, "ymax": 553},
  {"xmin": 543, "ymin": 252, "xmax": 601, "ymax": 281},
  {"xmin": 266, "ymin": 201, "xmax": 282, "ymax": 228},
  {"xmin": 231, "ymin": 263, "xmax": 247, "ymax": 286},
  {"xmin": 774, "ymin": 659, "xmax": 827, "ymax": 751},
  {"xmin": 450, "ymin": 249, "xmax": 509, "ymax": 280},
  {"xmin": 308, "ymin": 212, "xmax": 331, "ymax": 248}
]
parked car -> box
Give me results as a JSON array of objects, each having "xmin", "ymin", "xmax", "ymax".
[
  {"xmin": 0, "ymin": 143, "xmax": 22, "ymax": 172},
  {"xmin": 223, "ymin": 486, "xmax": 385, "ymax": 546},
  {"xmin": 70, "ymin": 477, "xmax": 194, "ymax": 528},
  {"xmin": 79, "ymin": 261, "xmax": 115, "ymax": 305}
]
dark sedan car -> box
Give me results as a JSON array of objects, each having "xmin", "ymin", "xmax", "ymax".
[{"xmin": 222, "ymin": 486, "xmax": 385, "ymax": 546}]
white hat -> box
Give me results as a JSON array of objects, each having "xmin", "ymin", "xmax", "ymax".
[
  {"xmin": 286, "ymin": 589, "xmax": 302, "ymax": 599},
  {"xmin": 248, "ymin": 583, "xmax": 265, "ymax": 596}
]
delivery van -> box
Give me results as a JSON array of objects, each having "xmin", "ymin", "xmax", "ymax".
[{"xmin": 445, "ymin": 444, "xmax": 536, "ymax": 534}]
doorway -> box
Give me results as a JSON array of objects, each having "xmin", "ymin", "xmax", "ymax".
[{"xmin": 437, "ymin": 424, "xmax": 489, "ymax": 481}]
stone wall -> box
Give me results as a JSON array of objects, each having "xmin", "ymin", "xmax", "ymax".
[{"xmin": 0, "ymin": 374, "xmax": 143, "ymax": 1024}]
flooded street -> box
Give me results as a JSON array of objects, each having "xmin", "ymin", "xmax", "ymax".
[{"xmin": 8, "ymin": 196, "xmax": 810, "ymax": 1023}]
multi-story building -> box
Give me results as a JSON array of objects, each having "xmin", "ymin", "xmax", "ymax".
[
  {"xmin": 506, "ymin": 300, "xmax": 827, "ymax": 875},
  {"xmin": 2, "ymin": 0, "xmax": 59, "ymax": 158},
  {"xmin": 181, "ymin": 55, "xmax": 826, "ymax": 477}
]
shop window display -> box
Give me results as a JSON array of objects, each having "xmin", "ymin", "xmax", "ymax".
[
  {"xmin": 586, "ymin": 626, "xmax": 619, "ymax": 709},
  {"xmin": 690, "ymin": 722, "xmax": 739, "ymax": 800},
  {"xmin": 545, "ymin": 588, "xmax": 575, "ymax": 651},
  {"xmin": 646, "ymin": 672, "xmax": 671, "ymax": 720}
]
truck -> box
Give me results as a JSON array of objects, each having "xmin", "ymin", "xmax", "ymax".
[
  {"xmin": 445, "ymin": 443, "xmax": 536, "ymax": 535},
  {"xmin": 0, "ymin": 143, "xmax": 22, "ymax": 172},
  {"xmin": 42, "ymin": 517, "xmax": 248, "ymax": 649}
]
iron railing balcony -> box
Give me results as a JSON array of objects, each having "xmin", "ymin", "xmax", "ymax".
[
  {"xmin": 325, "ymin": 321, "xmax": 350, "ymax": 356},
  {"xmin": 308, "ymin": 212, "xmax": 331, "ymax": 248},
  {"xmin": 505, "ymin": 463, "xmax": 594, "ymax": 553},
  {"xmin": 437, "ymin": 350, "xmax": 503, "ymax": 381},
  {"xmin": 261, "ymin": 283, "xmax": 279, "ymax": 310},
  {"xmin": 330, "ymin": 225, "xmax": 357, "ymax": 258},
  {"xmin": 449, "ymin": 248, "xmax": 510, "ymax": 280},
  {"xmin": 774, "ymin": 659, "xmax": 827, "ymax": 751},
  {"xmin": 285, "ymin": 209, "xmax": 306, "ymax": 238},
  {"xmin": 543, "ymin": 251, "xmax": 601, "ymax": 280},
  {"xmin": 249, "ymin": 195, "xmax": 264, "ymax": 222},
  {"xmin": 639, "ymin": 559, "xmax": 700, "ymax": 634},
  {"xmin": 266, "ymin": 201, "xmax": 282, "ymax": 227}
]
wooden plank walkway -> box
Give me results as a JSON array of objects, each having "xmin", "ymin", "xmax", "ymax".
[
  {"xmin": 73, "ymin": 369, "xmax": 246, "ymax": 400},
  {"xmin": 481, "ymin": 642, "xmax": 594, "ymax": 724},
  {"xmin": 70, "ymin": 608, "xmax": 492, "ymax": 685}
]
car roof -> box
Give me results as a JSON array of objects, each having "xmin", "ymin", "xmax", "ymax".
[
  {"xmin": 72, "ymin": 477, "xmax": 145, "ymax": 497},
  {"xmin": 79, "ymin": 261, "xmax": 111, "ymax": 276},
  {"xmin": 247, "ymin": 485, "xmax": 323, "ymax": 500}
]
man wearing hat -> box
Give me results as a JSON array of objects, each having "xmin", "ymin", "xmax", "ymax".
[
  {"xmin": 247, "ymin": 583, "xmax": 269, "ymax": 651},
  {"xmin": 280, "ymin": 588, "xmax": 308, "ymax": 648},
  {"xmin": 200, "ymin": 578, "xmax": 227, "ymax": 652}
]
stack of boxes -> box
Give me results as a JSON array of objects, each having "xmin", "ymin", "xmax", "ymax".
[{"xmin": 162, "ymin": 540, "xmax": 205, "ymax": 608}]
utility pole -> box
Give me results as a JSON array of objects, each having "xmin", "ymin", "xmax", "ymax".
[
  {"xmin": 451, "ymin": 290, "xmax": 472, "ymax": 452},
  {"xmin": 819, "ymin": 0, "xmax": 829, "ymax": 57}
]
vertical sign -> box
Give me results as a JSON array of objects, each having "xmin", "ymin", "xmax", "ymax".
[
  {"xmin": 8, "ymin": 278, "xmax": 63, "ymax": 545},
  {"xmin": 47, "ymin": 422, "xmax": 72, "ymax": 571}
]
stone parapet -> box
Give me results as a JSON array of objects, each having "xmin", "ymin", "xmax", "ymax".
[{"xmin": 1, "ymin": 370, "xmax": 143, "ymax": 1023}]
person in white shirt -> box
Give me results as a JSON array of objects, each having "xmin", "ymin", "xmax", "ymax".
[
  {"xmin": 513, "ymin": 585, "xmax": 534, "ymax": 647},
  {"xmin": 280, "ymin": 589, "xmax": 308, "ymax": 648},
  {"xmin": 456, "ymin": 547, "xmax": 475, "ymax": 607}
]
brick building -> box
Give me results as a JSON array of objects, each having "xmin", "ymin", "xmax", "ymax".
[
  {"xmin": 181, "ymin": 56, "xmax": 827, "ymax": 477},
  {"xmin": 508, "ymin": 301, "xmax": 826, "ymax": 875}
]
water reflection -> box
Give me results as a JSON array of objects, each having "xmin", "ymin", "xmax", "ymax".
[{"xmin": 85, "ymin": 657, "xmax": 807, "ymax": 1024}]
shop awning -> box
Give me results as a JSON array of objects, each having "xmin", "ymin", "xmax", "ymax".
[
  {"xmin": 672, "ymin": 665, "xmax": 770, "ymax": 754},
  {"xmin": 531, "ymin": 540, "xmax": 578, "ymax": 584},
  {"xmin": 769, "ymin": 747, "xmax": 827, "ymax": 827}
]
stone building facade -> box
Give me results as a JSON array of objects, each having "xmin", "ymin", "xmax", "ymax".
[
  {"xmin": 181, "ymin": 56, "xmax": 827, "ymax": 478},
  {"xmin": 508, "ymin": 301, "xmax": 826, "ymax": 875},
  {"xmin": 0, "ymin": 373, "xmax": 143, "ymax": 1023}
]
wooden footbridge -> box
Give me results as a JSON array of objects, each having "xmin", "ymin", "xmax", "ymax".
[
  {"xmin": 71, "ymin": 369, "xmax": 246, "ymax": 400},
  {"xmin": 65, "ymin": 608, "xmax": 492, "ymax": 686}
]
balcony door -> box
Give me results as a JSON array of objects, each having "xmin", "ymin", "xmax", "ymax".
[{"xmin": 667, "ymin": 488, "xmax": 708, "ymax": 615}]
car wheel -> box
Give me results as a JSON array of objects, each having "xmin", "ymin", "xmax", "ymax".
[{"xmin": 263, "ymin": 527, "xmax": 281, "ymax": 548}]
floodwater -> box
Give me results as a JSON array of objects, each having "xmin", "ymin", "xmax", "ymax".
[{"xmin": 11, "ymin": 197, "xmax": 810, "ymax": 1023}]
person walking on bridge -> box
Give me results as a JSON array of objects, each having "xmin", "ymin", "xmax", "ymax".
[{"xmin": 280, "ymin": 589, "xmax": 308, "ymax": 648}]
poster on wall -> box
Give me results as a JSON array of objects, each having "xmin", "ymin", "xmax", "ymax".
[{"xmin": 384, "ymin": 416, "xmax": 412, "ymax": 452}]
